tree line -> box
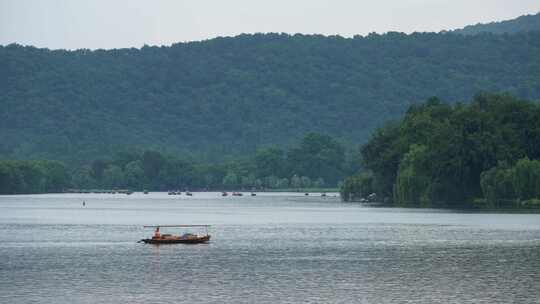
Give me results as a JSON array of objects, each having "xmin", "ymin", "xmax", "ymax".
[
  {"xmin": 455, "ymin": 12, "xmax": 540, "ymax": 35},
  {"xmin": 341, "ymin": 93, "xmax": 540, "ymax": 208},
  {"xmin": 0, "ymin": 160, "xmax": 70, "ymax": 194},
  {"xmin": 0, "ymin": 133, "xmax": 350, "ymax": 194}
]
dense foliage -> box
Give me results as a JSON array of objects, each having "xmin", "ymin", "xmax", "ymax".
[
  {"xmin": 2, "ymin": 29, "xmax": 540, "ymax": 163},
  {"xmin": 0, "ymin": 160, "xmax": 70, "ymax": 194},
  {"xmin": 479, "ymin": 158, "xmax": 540, "ymax": 208},
  {"xmin": 0, "ymin": 133, "xmax": 347, "ymax": 193},
  {"xmin": 455, "ymin": 12, "xmax": 540, "ymax": 35},
  {"xmin": 342, "ymin": 93, "xmax": 540, "ymax": 208}
]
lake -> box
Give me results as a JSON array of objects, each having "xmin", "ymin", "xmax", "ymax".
[{"xmin": 1, "ymin": 192, "xmax": 540, "ymax": 303}]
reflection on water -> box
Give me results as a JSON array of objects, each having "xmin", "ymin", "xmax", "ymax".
[{"xmin": 0, "ymin": 192, "xmax": 540, "ymax": 303}]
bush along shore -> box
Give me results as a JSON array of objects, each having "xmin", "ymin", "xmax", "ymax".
[{"xmin": 341, "ymin": 93, "xmax": 540, "ymax": 209}]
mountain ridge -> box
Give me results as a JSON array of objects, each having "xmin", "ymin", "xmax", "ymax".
[
  {"xmin": 454, "ymin": 12, "xmax": 540, "ymax": 35},
  {"xmin": 1, "ymin": 20, "xmax": 540, "ymax": 163}
]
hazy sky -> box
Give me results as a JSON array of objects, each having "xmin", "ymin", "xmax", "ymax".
[{"xmin": 1, "ymin": 0, "xmax": 539, "ymax": 50}]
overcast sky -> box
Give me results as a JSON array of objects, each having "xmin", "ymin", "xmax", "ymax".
[{"xmin": 1, "ymin": 0, "xmax": 539, "ymax": 50}]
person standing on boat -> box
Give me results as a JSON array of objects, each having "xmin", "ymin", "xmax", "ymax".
[{"xmin": 153, "ymin": 226, "xmax": 161, "ymax": 239}]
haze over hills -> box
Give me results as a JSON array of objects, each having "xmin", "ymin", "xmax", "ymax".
[
  {"xmin": 455, "ymin": 11, "xmax": 540, "ymax": 35},
  {"xmin": 1, "ymin": 14, "xmax": 540, "ymax": 163}
]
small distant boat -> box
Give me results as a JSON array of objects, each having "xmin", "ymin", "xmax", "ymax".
[
  {"xmin": 143, "ymin": 190, "xmax": 149, "ymax": 194},
  {"xmin": 139, "ymin": 225, "xmax": 211, "ymax": 244},
  {"xmin": 232, "ymin": 192, "xmax": 243, "ymax": 196},
  {"xmin": 222, "ymin": 192, "xmax": 228, "ymax": 196},
  {"xmin": 250, "ymin": 192, "xmax": 256, "ymax": 196},
  {"xmin": 321, "ymin": 193, "xmax": 327, "ymax": 197},
  {"xmin": 305, "ymin": 193, "xmax": 309, "ymax": 196},
  {"xmin": 185, "ymin": 192, "xmax": 193, "ymax": 196}
]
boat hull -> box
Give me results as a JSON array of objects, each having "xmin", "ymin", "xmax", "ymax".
[{"xmin": 140, "ymin": 235, "xmax": 210, "ymax": 244}]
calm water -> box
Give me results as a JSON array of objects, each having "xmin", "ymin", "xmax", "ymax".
[{"xmin": 1, "ymin": 192, "xmax": 540, "ymax": 304}]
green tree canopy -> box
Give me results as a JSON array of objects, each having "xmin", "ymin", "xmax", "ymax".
[{"xmin": 344, "ymin": 93, "xmax": 540, "ymax": 208}]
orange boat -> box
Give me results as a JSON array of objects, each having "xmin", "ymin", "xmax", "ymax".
[{"xmin": 139, "ymin": 225, "xmax": 211, "ymax": 244}]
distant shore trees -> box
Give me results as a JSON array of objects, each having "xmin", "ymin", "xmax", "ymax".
[
  {"xmin": 0, "ymin": 160, "xmax": 70, "ymax": 194},
  {"xmin": 0, "ymin": 133, "xmax": 347, "ymax": 194}
]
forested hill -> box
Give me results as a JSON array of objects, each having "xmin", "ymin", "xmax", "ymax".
[
  {"xmin": 455, "ymin": 12, "xmax": 540, "ymax": 35},
  {"xmin": 2, "ymin": 31, "xmax": 540, "ymax": 163}
]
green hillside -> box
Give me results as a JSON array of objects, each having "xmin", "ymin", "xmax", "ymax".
[
  {"xmin": 455, "ymin": 12, "xmax": 540, "ymax": 35},
  {"xmin": 1, "ymin": 31, "xmax": 540, "ymax": 163}
]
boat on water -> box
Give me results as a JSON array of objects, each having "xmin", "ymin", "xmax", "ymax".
[{"xmin": 139, "ymin": 225, "xmax": 211, "ymax": 244}]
